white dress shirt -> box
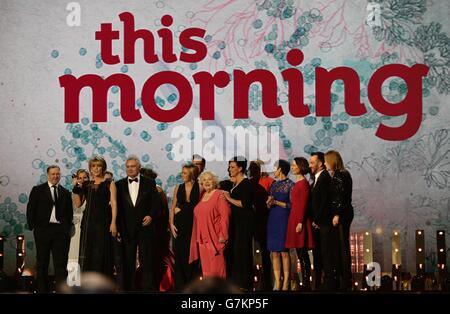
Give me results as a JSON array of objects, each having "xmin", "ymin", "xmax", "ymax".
[
  {"xmin": 314, "ymin": 169, "xmax": 324, "ymax": 188},
  {"xmin": 47, "ymin": 181, "xmax": 60, "ymax": 223},
  {"xmin": 128, "ymin": 175, "xmax": 140, "ymax": 206}
]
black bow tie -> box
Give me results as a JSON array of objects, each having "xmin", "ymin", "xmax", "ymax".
[{"xmin": 129, "ymin": 178, "xmax": 138, "ymax": 184}]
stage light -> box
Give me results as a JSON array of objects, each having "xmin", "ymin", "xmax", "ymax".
[
  {"xmin": 255, "ymin": 249, "xmax": 260, "ymax": 254},
  {"xmin": 395, "ymin": 249, "xmax": 399, "ymax": 252},
  {"xmin": 418, "ymin": 248, "xmax": 422, "ymax": 252},
  {"xmin": 0, "ymin": 236, "xmax": 3, "ymax": 270},
  {"xmin": 375, "ymin": 228, "xmax": 382, "ymax": 234},
  {"xmin": 439, "ymin": 231, "xmax": 443, "ymax": 236},
  {"xmin": 254, "ymin": 276, "xmax": 258, "ymax": 282},
  {"xmin": 354, "ymin": 282, "xmax": 358, "ymax": 286},
  {"xmin": 16, "ymin": 235, "xmax": 25, "ymax": 277},
  {"xmin": 440, "ymin": 249, "xmax": 444, "ymax": 252},
  {"xmin": 394, "ymin": 232, "xmax": 398, "ymax": 236},
  {"xmin": 199, "ymin": 276, "xmax": 203, "ymax": 281},
  {"xmin": 365, "ymin": 232, "xmax": 369, "ymax": 236},
  {"xmin": 366, "ymin": 249, "xmax": 370, "ymax": 252},
  {"xmin": 417, "ymin": 231, "xmax": 422, "ymax": 235}
]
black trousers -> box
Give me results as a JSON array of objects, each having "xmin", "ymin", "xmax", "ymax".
[
  {"xmin": 312, "ymin": 225, "xmax": 334, "ymax": 290},
  {"xmin": 34, "ymin": 224, "xmax": 70, "ymax": 293},
  {"xmin": 122, "ymin": 227, "xmax": 155, "ymax": 291},
  {"xmin": 334, "ymin": 211, "xmax": 354, "ymax": 290}
]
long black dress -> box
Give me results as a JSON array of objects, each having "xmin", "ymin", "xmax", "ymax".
[
  {"xmin": 227, "ymin": 178, "xmax": 255, "ymax": 291},
  {"xmin": 79, "ymin": 180, "xmax": 113, "ymax": 277},
  {"xmin": 173, "ymin": 182, "xmax": 200, "ymax": 290}
]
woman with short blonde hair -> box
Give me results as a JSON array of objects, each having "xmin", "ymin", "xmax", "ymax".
[
  {"xmin": 76, "ymin": 155, "xmax": 118, "ymax": 276},
  {"xmin": 189, "ymin": 171, "xmax": 231, "ymax": 279}
]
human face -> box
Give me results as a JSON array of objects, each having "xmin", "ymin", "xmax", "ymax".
[
  {"xmin": 201, "ymin": 173, "xmax": 216, "ymax": 192},
  {"xmin": 90, "ymin": 162, "xmax": 104, "ymax": 178},
  {"xmin": 274, "ymin": 166, "xmax": 282, "ymax": 179},
  {"xmin": 192, "ymin": 159, "xmax": 205, "ymax": 174},
  {"xmin": 309, "ymin": 155, "xmax": 322, "ymax": 175},
  {"xmin": 126, "ymin": 159, "xmax": 140, "ymax": 178},
  {"xmin": 181, "ymin": 167, "xmax": 191, "ymax": 183},
  {"xmin": 228, "ymin": 162, "xmax": 241, "ymax": 178},
  {"xmin": 77, "ymin": 172, "xmax": 89, "ymax": 185},
  {"xmin": 47, "ymin": 167, "xmax": 61, "ymax": 185},
  {"xmin": 291, "ymin": 161, "xmax": 300, "ymax": 175}
]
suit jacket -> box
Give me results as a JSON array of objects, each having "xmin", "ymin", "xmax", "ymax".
[
  {"xmin": 116, "ymin": 175, "xmax": 161, "ymax": 240},
  {"xmin": 329, "ymin": 170, "xmax": 354, "ymax": 218},
  {"xmin": 26, "ymin": 182, "xmax": 73, "ymax": 233},
  {"xmin": 310, "ymin": 170, "xmax": 332, "ymax": 226}
]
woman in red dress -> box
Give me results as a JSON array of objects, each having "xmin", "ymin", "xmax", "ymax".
[
  {"xmin": 285, "ymin": 157, "xmax": 314, "ymax": 290},
  {"xmin": 189, "ymin": 171, "xmax": 231, "ymax": 278}
]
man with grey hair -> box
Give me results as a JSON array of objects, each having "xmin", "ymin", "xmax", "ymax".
[{"xmin": 116, "ymin": 155, "xmax": 161, "ymax": 291}]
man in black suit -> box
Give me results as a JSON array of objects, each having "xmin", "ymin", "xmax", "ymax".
[
  {"xmin": 116, "ymin": 156, "xmax": 161, "ymax": 291},
  {"xmin": 309, "ymin": 152, "xmax": 334, "ymax": 290},
  {"xmin": 26, "ymin": 165, "xmax": 73, "ymax": 292}
]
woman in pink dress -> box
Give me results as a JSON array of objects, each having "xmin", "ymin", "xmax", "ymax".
[
  {"xmin": 189, "ymin": 171, "xmax": 231, "ymax": 279},
  {"xmin": 285, "ymin": 157, "xmax": 315, "ymax": 290}
]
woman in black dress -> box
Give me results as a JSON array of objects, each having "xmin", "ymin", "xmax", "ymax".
[
  {"xmin": 325, "ymin": 150, "xmax": 354, "ymax": 291},
  {"xmin": 222, "ymin": 156, "xmax": 255, "ymax": 291},
  {"xmin": 73, "ymin": 156, "xmax": 118, "ymax": 277},
  {"xmin": 169, "ymin": 164, "xmax": 200, "ymax": 290}
]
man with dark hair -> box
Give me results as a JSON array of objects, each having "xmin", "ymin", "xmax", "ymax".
[
  {"xmin": 26, "ymin": 165, "xmax": 73, "ymax": 292},
  {"xmin": 309, "ymin": 152, "xmax": 333, "ymax": 290},
  {"xmin": 192, "ymin": 154, "xmax": 206, "ymax": 174}
]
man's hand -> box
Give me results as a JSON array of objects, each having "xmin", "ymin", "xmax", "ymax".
[
  {"xmin": 142, "ymin": 215, "xmax": 152, "ymax": 226},
  {"xmin": 332, "ymin": 215, "xmax": 339, "ymax": 227}
]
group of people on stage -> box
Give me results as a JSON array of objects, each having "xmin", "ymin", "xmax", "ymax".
[{"xmin": 26, "ymin": 150, "xmax": 354, "ymax": 293}]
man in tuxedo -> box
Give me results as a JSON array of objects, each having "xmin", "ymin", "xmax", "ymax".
[
  {"xmin": 26, "ymin": 165, "xmax": 73, "ymax": 292},
  {"xmin": 309, "ymin": 152, "xmax": 334, "ymax": 290},
  {"xmin": 116, "ymin": 156, "xmax": 161, "ymax": 291}
]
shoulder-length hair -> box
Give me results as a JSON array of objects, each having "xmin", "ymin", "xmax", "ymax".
[{"xmin": 325, "ymin": 150, "xmax": 345, "ymax": 171}]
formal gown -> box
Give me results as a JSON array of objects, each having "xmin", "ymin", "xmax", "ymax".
[
  {"xmin": 79, "ymin": 180, "xmax": 113, "ymax": 276},
  {"xmin": 227, "ymin": 178, "xmax": 255, "ymax": 291},
  {"xmin": 68, "ymin": 198, "xmax": 86, "ymax": 263},
  {"xmin": 173, "ymin": 182, "xmax": 200, "ymax": 290},
  {"xmin": 285, "ymin": 179, "xmax": 314, "ymax": 249},
  {"xmin": 267, "ymin": 178, "xmax": 295, "ymax": 251}
]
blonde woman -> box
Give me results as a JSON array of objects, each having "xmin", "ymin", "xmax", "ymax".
[
  {"xmin": 189, "ymin": 171, "xmax": 231, "ymax": 279},
  {"xmin": 170, "ymin": 164, "xmax": 200, "ymax": 290},
  {"xmin": 68, "ymin": 169, "xmax": 90, "ymax": 263},
  {"xmin": 325, "ymin": 150, "xmax": 354, "ymax": 291},
  {"xmin": 74, "ymin": 156, "xmax": 117, "ymax": 276}
]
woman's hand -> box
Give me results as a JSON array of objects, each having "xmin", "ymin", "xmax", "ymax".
[
  {"xmin": 221, "ymin": 191, "xmax": 230, "ymax": 201},
  {"xmin": 295, "ymin": 223, "xmax": 303, "ymax": 233},
  {"xmin": 174, "ymin": 207, "xmax": 182, "ymax": 215},
  {"xmin": 266, "ymin": 196, "xmax": 275, "ymax": 207},
  {"xmin": 110, "ymin": 222, "xmax": 118, "ymax": 237},
  {"xmin": 170, "ymin": 223, "xmax": 178, "ymax": 238}
]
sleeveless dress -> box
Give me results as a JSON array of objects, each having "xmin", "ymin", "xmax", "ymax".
[
  {"xmin": 79, "ymin": 180, "xmax": 113, "ymax": 276},
  {"xmin": 173, "ymin": 182, "xmax": 200, "ymax": 289}
]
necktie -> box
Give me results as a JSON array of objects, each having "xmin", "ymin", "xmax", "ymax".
[
  {"xmin": 129, "ymin": 178, "xmax": 138, "ymax": 184},
  {"xmin": 52, "ymin": 185, "xmax": 62, "ymax": 221}
]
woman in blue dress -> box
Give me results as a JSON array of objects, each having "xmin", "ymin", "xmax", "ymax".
[{"xmin": 267, "ymin": 159, "xmax": 294, "ymax": 291}]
